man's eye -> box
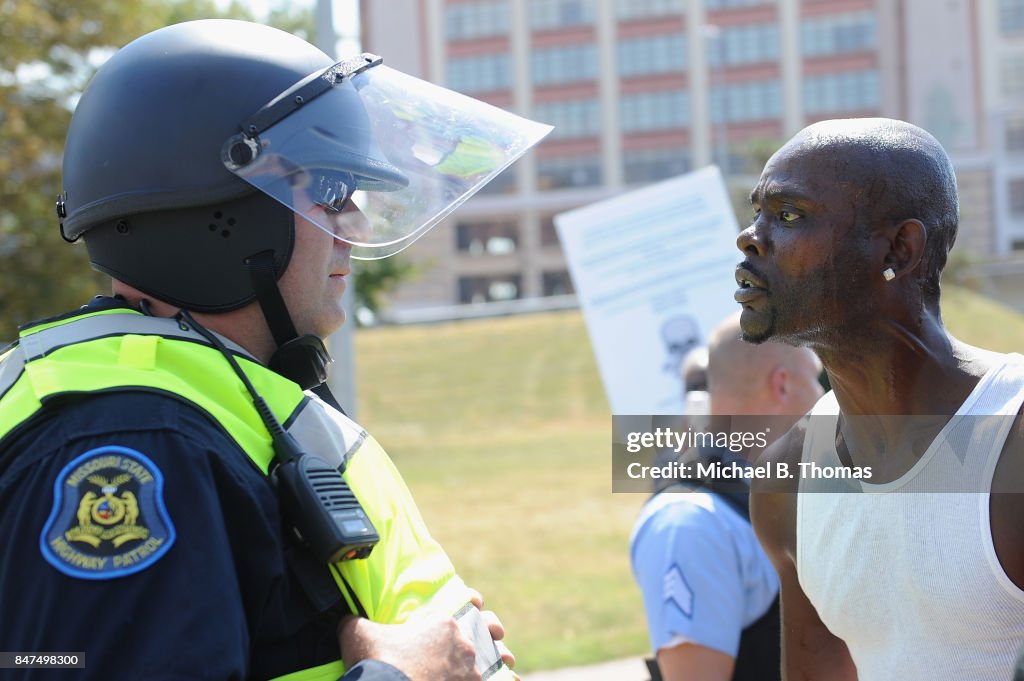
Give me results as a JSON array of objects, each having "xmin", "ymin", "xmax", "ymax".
[{"xmin": 780, "ymin": 210, "xmax": 800, "ymax": 223}]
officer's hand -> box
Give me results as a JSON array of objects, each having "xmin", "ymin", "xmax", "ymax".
[
  {"xmin": 469, "ymin": 589, "xmax": 519, "ymax": 679},
  {"xmin": 338, "ymin": 614, "xmax": 480, "ymax": 681}
]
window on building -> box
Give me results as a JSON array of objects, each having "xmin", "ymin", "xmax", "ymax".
[
  {"xmin": 620, "ymin": 90, "xmax": 689, "ymax": 132},
  {"xmin": 447, "ymin": 53, "xmax": 511, "ymax": 94},
  {"xmin": 458, "ymin": 275, "xmax": 522, "ymax": 303},
  {"xmin": 802, "ymin": 70, "xmax": 879, "ymax": 115},
  {"xmin": 801, "ymin": 11, "xmax": 876, "ymax": 57},
  {"xmin": 615, "ymin": 0, "xmax": 683, "ymax": 21},
  {"xmin": 623, "ymin": 148, "xmax": 690, "ymax": 184},
  {"xmin": 529, "ymin": 0, "xmax": 594, "ymax": 30},
  {"xmin": 478, "ymin": 169, "xmax": 518, "ymax": 195},
  {"xmin": 531, "ymin": 43, "xmax": 598, "ymax": 85},
  {"xmin": 704, "ymin": 0, "xmax": 770, "ymax": 9},
  {"xmin": 1010, "ymin": 179, "xmax": 1024, "ymax": 216},
  {"xmin": 445, "ymin": 1, "xmax": 509, "ymax": 40},
  {"xmin": 445, "ymin": 1, "xmax": 510, "ymax": 40},
  {"xmin": 537, "ymin": 154, "xmax": 603, "ymax": 189},
  {"xmin": 1008, "ymin": 116, "xmax": 1024, "ymax": 153},
  {"xmin": 540, "ymin": 215, "xmax": 561, "ymax": 246},
  {"xmin": 1002, "ymin": 56, "xmax": 1024, "ymax": 98},
  {"xmin": 533, "ymin": 99, "xmax": 601, "ymax": 139},
  {"xmin": 711, "ymin": 146, "xmax": 751, "ymax": 175},
  {"xmin": 1001, "ymin": 0, "xmax": 1024, "ymax": 34},
  {"xmin": 707, "ymin": 24, "xmax": 779, "ymax": 67},
  {"xmin": 455, "ymin": 220, "xmax": 519, "ymax": 255},
  {"xmin": 617, "ymin": 34, "xmax": 687, "ymax": 77},
  {"xmin": 542, "ymin": 271, "xmax": 575, "ymax": 296},
  {"xmin": 710, "ymin": 81, "xmax": 781, "ymax": 122}
]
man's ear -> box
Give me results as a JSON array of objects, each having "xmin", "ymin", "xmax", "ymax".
[{"xmin": 882, "ymin": 219, "xmax": 927, "ymax": 280}]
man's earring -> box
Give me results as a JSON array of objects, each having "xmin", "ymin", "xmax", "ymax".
[{"xmin": 882, "ymin": 267, "xmax": 896, "ymax": 281}]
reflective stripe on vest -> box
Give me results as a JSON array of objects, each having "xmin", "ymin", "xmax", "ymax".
[
  {"xmin": 270, "ymin": 660, "xmax": 345, "ymax": 681},
  {"xmin": 0, "ymin": 310, "xmax": 515, "ymax": 681},
  {"xmin": 0, "ymin": 312, "xmax": 302, "ymax": 474}
]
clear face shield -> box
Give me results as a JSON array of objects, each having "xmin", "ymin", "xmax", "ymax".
[{"xmin": 222, "ymin": 54, "xmax": 552, "ymax": 260}]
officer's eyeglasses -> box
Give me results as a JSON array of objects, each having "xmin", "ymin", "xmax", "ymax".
[{"xmin": 306, "ymin": 171, "xmax": 356, "ymax": 213}]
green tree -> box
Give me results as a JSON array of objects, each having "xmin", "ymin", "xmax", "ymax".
[
  {"xmin": 0, "ymin": 1, "xmax": 261, "ymax": 342},
  {"xmin": 738, "ymin": 136, "xmax": 784, "ymax": 176},
  {"xmin": 353, "ymin": 256, "xmax": 420, "ymax": 323},
  {"xmin": 724, "ymin": 136, "xmax": 783, "ymax": 230},
  {"xmin": 0, "ymin": 2, "xmax": 423, "ymax": 340}
]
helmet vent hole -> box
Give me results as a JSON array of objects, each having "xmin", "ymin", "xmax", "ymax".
[{"xmin": 207, "ymin": 211, "xmax": 236, "ymax": 238}]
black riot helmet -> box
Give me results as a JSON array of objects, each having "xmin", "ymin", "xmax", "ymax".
[
  {"xmin": 59, "ymin": 20, "xmax": 399, "ymax": 312},
  {"xmin": 59, "ymin": 19, "xmax": 551, "ymax": 386}
]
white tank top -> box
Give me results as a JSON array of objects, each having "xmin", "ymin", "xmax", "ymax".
[{"xmin": 797, "ymin": 354, "xmax": 1024, "ymax": 681}]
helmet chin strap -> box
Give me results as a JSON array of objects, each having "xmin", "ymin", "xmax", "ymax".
[{"xmin": 247, "ymin": 250, "xmax": 332, "ymax": 391}]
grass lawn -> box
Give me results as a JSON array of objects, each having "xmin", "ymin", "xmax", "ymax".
[{"xmin": 353, "ymin": 285, "xmax": 1024, "ymax": 673}]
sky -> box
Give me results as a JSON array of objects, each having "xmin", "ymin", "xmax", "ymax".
[{"xmin": 219, "ymin": 0, "xmax": 362, "ymax": 57}]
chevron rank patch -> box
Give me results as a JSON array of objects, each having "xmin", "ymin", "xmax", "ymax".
[
  {"xmin": 664, "ymin": 563, "xmax": 694, "ymax": 619},
  {"xmin": 40, "ymin": 446, "xmax": 175, "ymax": 580}
]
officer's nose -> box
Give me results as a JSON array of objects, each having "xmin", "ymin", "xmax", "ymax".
[{"xmin": 331, "ymin": 202, "xmax": 372, "ymax": 244}]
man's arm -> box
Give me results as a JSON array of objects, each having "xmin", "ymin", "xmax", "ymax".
[
  {"xmin": 631, "ymin": 495, "xmax": 763, "ymax": 681},
  {"xmin": 657, "ymin": 642, "xmax": 734, "ymax": 681},
  {"xmin": 750, "ymin": 428, "xmax": 857, "ymax": 681}
]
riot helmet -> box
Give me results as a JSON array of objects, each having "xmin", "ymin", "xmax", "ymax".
[{"xmin": 59, "ymin": 19, "xmax": 550, "ymax": 387}]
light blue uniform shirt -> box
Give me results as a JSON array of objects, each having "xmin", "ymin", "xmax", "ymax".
[{"xmin": 630, "ymin": 490, "xmax": 779, "ymax": 656}]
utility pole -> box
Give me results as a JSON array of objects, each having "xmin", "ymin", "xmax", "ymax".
[{"xmin": 314, "ymin": 0, "xmax": 359, "ymax": 417}]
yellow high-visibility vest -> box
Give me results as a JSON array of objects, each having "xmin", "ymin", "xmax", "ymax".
[{"xmin": 0, "ymin": 307, "xmax": 512, "ymax": 681}]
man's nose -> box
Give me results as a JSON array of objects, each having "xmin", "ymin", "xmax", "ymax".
[{"xmin": 736, "ymin": 220, "xmax": 766, "ymax": 258}]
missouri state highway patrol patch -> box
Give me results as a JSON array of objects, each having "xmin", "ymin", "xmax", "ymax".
[{"xmin": 40, "ymin": 445, "xmax": 175, "ymax": 579}]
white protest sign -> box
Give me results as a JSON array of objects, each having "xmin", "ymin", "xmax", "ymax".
[{"xmin": 555, "ymin": 166, "xmax": 740, "ymax": 415}]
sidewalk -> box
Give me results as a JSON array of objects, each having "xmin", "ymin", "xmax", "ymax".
[{"xmin": 520, "ymin": 657, "xmax": 648, "ymax": 681}]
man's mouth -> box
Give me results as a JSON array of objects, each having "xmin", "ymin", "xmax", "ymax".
[{"xmin": 735, "ymin": 264, "xmax": 768, "ymax": 303}]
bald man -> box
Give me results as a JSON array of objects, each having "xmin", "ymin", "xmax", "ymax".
[
  {"xmin": 630, "ymin": 312, "xmax": 823, "ymax": 681},
  {"xmin": 743, "ymin": 118, "xmax": 1024, "ymax": 680}
]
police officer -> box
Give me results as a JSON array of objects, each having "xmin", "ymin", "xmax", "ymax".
[
  {"xmin": 0, "ymin": 19, "xmax": 549, "ymax": 681},
  {"xmin": 631, "ymin": 312, "xmax": 823, "ymax": 681}
]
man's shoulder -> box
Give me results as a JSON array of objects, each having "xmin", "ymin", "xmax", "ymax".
[
  {"xmin": 751, "ymin": 416, "xmax": 810, "ymax": 495},
  {"xmin": 633, "ymin": 489, "xmax": 756, "ymax": 558},
  {"xmin": 641, "ymin": 490, "xmax": 723, "ymax": 527},
  {"xmin": 632, "ymin": 491, "xmax": 759, "ymax": 591},
  {"xmin": 747, "ymin": 416, "xmax": 811, "ymax": 564}
]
